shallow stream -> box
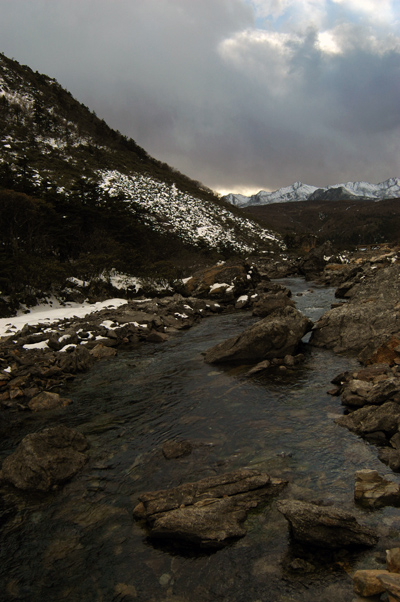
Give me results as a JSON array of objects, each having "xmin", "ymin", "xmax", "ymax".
[{"xmin": 1, "ymin": 278, "xmax": 400, "ymax": 601}]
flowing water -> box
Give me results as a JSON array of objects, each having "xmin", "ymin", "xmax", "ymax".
[{"xmin": 1, "ymin": 278, "xmax": 400, "ymax": 602}]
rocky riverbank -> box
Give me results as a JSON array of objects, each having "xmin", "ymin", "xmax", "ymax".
[
  {"xmin": 0, "ymin": 257, "xmax": 315, "ymax": 414},
  {"xmin": 306, "ymin": 250, "xmax": 400, "ymax": 479}
]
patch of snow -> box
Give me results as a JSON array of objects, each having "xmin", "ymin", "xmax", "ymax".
[
  {"xmin": 0, "ymin": 298, "xmax": 128, "ymax": 338},
  {"xmin": 67, "ymin": 277, "xmax": 88, "ymax": 287},
  {"xmin": 23, "ymin": 340, "xmax": 49, "ymax": 350},
  {"xmin": 59, "ymin": 334, "xmax": 72, "ymax": 343},
  {"xmin": 209, "ymin": 282, "xmax": 229, "ymax": 292}
]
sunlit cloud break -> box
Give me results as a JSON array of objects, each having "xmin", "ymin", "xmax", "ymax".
[{"xmin": 0, "ymin": 0, "xmax": 399, "ymax": 193}]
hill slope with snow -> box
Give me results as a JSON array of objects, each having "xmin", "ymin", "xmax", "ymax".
[
  {"xmin": 0, "ymin": 52, "xmax": 284, "ymax": 310},
  {"xmin": 0, "ymin": 52, "xmax": 282, "ymax": 267}
]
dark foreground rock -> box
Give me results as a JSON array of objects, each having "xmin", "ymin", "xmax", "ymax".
[
  {"xmin": 0, "ymin": 425, "xmax": 89, "ymax": 491},
  {"xmin": 276, "ymin": 499, "xmax": 378, "ymax": 549},
  {"xmin": 204, "ymin": 306, "xmax": 312, "ymax": 365},
  {"xmin": 133, "ymin": 468, "xmax": 287, "ymax": 549}
]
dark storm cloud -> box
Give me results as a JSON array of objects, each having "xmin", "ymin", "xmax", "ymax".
[{"xmin": 0, "ymin": 0, "xmax": 399, "ymax": 193}]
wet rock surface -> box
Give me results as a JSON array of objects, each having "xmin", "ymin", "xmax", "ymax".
[
  {"xmin": 276, "ymin": 499, "xmax": 379, "ymax": 549},
  {"xmin": 204, "ymin": 306, "xmax": 312, "ymax": 365},
  {"xmin": 133, "ymin": 469, "xmax": 287, "ymax": 549},
  {"xmin": 0, "ymin": 425, "xmax": 89, "ymax": 491}
]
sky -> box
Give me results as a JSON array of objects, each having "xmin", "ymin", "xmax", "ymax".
[{"xmin": 0, "ymin": 0, "xmax": 399, "ymax": 195}]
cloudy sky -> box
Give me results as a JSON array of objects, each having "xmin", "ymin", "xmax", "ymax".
[{"xmin": 1, "ymin": 0, "xmax": 400, "ymax": 194}]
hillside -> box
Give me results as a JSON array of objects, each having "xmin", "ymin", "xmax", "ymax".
[
  {"xmin": 0, "ymin": 53, "xmax": 281, "ymax": 308},
  {"xmin": 245, "ymin": 198, "xmax": 400, "ymax": 248}
]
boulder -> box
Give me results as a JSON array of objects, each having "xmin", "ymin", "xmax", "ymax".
[
  {"xmin": 335, "ymin": 402, "xmax": 400, "ymax": 440},
  {"xmin": 311, "ymin": 264, "xmax": 400, "ymax": 357},
  {"xmin": 162, "ymin": 439, "xmax": 192, "ymax": 459},
  {"xmin": 297, "ymin": 241, "xmax": 336, "ymax": 280},
  {"xmin": 365, "ymin": 379, "xmax": 400, "ymax": 405},
  {"xmin": 276, "ymin": 499, "xmax": 378, "ymax": 549},
  {"xmin": 378, "ymin": 573, "xmax": 400, "ymax": 602},
  {"xmin": 28, "ymin": 391, "xmax": 72, "ymax": 412},
  {"xmin": 204, "ymin": 306, "xmax": 312, "ymax": 365},
  {"xmin": 252, "ymin": 294, "xmax": 295, "ymax": 318},
  {"xmin": 0, "ymin": 425, "xmax": 89, "ymax": 491},
  {"xmin": 57, "ymin": 345, "xmax": 95, "ymax": 374},
  {"xmin": 354, "ymin": 469, "xmax": 400, "ymax": 508},
  {"xmin": 133, "ymin": 468, "xmax": 287, "ymax": 549},
  {"xmin": 387, "ymin": 548, "xmax": 400, "ymax": 573},
  {"xmin": 311, "ymin": 300, "xmax": 400, "ymax": 356},
  {"xmin": 378, "ymin": 448, "xmax": 400, "ymax": 472},
  {"xmin": 341, "ymin": 378, "xmax": 400, "ymax": 409},
  {"xmin": 353, "ymin": 569, "xmax": 389, "ymax": 597},
  {"xmin": 367, "ymin": 335, "xmax": 400, "ymax": 366},
  {"xmin": 89, "ymin": 343, "xmax": 117, "ymax": 359},
  {"xmin": 181, "ymin": 260, "xmax": 259, "ymax": 299}
]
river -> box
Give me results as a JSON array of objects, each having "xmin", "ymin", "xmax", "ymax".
[{"xmin": 1, "ymin": 278, "xmax": 399, "ymax": 601}]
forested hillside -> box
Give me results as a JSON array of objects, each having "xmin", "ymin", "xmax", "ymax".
[{"xmin": 0, "ymin": 53, "xmax": 281, "ymax": 308}]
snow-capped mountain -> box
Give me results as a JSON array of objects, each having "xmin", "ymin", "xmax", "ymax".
[{"xmin": 225, "ymin": 178, "xmax": 400, "ymax": 207}]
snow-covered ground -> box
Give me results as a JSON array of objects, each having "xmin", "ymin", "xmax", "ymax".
[
  {"xmin": 98, "ymin": 170, "xmax": 280, "ymax": 253},
  {"xmin": 0, "ymin": 298, "xmax": 128, "ymax": 338}
]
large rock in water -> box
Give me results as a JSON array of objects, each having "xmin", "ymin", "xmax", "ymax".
[
  {"xmin": 310, "ymin": 263, "xmax": 400, "ymax": 358},
  {"xmin": 133, "ymin": 469, "xmax": 287, "ymax": 549},
  {"xmin": 204, "ymin": 306, "xmax": 312, "ymax": 365},
  {"xmin": 0, "ymin": 426, "xmax": 89, "ymax": 491},
  {"xmin": 276, "ymin": 499, "xmax": 378, "ymax": 549}
]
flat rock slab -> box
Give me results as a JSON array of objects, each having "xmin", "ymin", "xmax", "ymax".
[
  {"xmin": 276, "ymin": 499, "xmax": 378, "ymax": 549},
  {"xmin": 133, "ymin": 468, "xmax": 287, "ymax": 549},
  {"xmin": 0, "ymin": 425, "xmax": 89, "ymax": 491}
]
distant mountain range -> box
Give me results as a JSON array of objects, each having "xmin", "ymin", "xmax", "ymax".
[{"xmin": 224, "ymin": 178, "xmax": 400, "ymax": 207}]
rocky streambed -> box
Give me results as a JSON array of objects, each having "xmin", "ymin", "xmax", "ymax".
[{"xmin": 2, "ymin": 253, "xmax": 400, "ymax": 600}]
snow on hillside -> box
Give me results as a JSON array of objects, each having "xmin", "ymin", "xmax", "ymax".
[
  {"xmin": 225, "ymin": 178, "xmax": 400, "ymax": 207},
  {"xmin": 98, "ymin": 170, "xmax": 281, "ymax": 253}
]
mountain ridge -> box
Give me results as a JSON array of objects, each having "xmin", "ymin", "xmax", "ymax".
[{"xmin": 224, "ymin": 178, "xmax": 400, "ymax": 207}]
